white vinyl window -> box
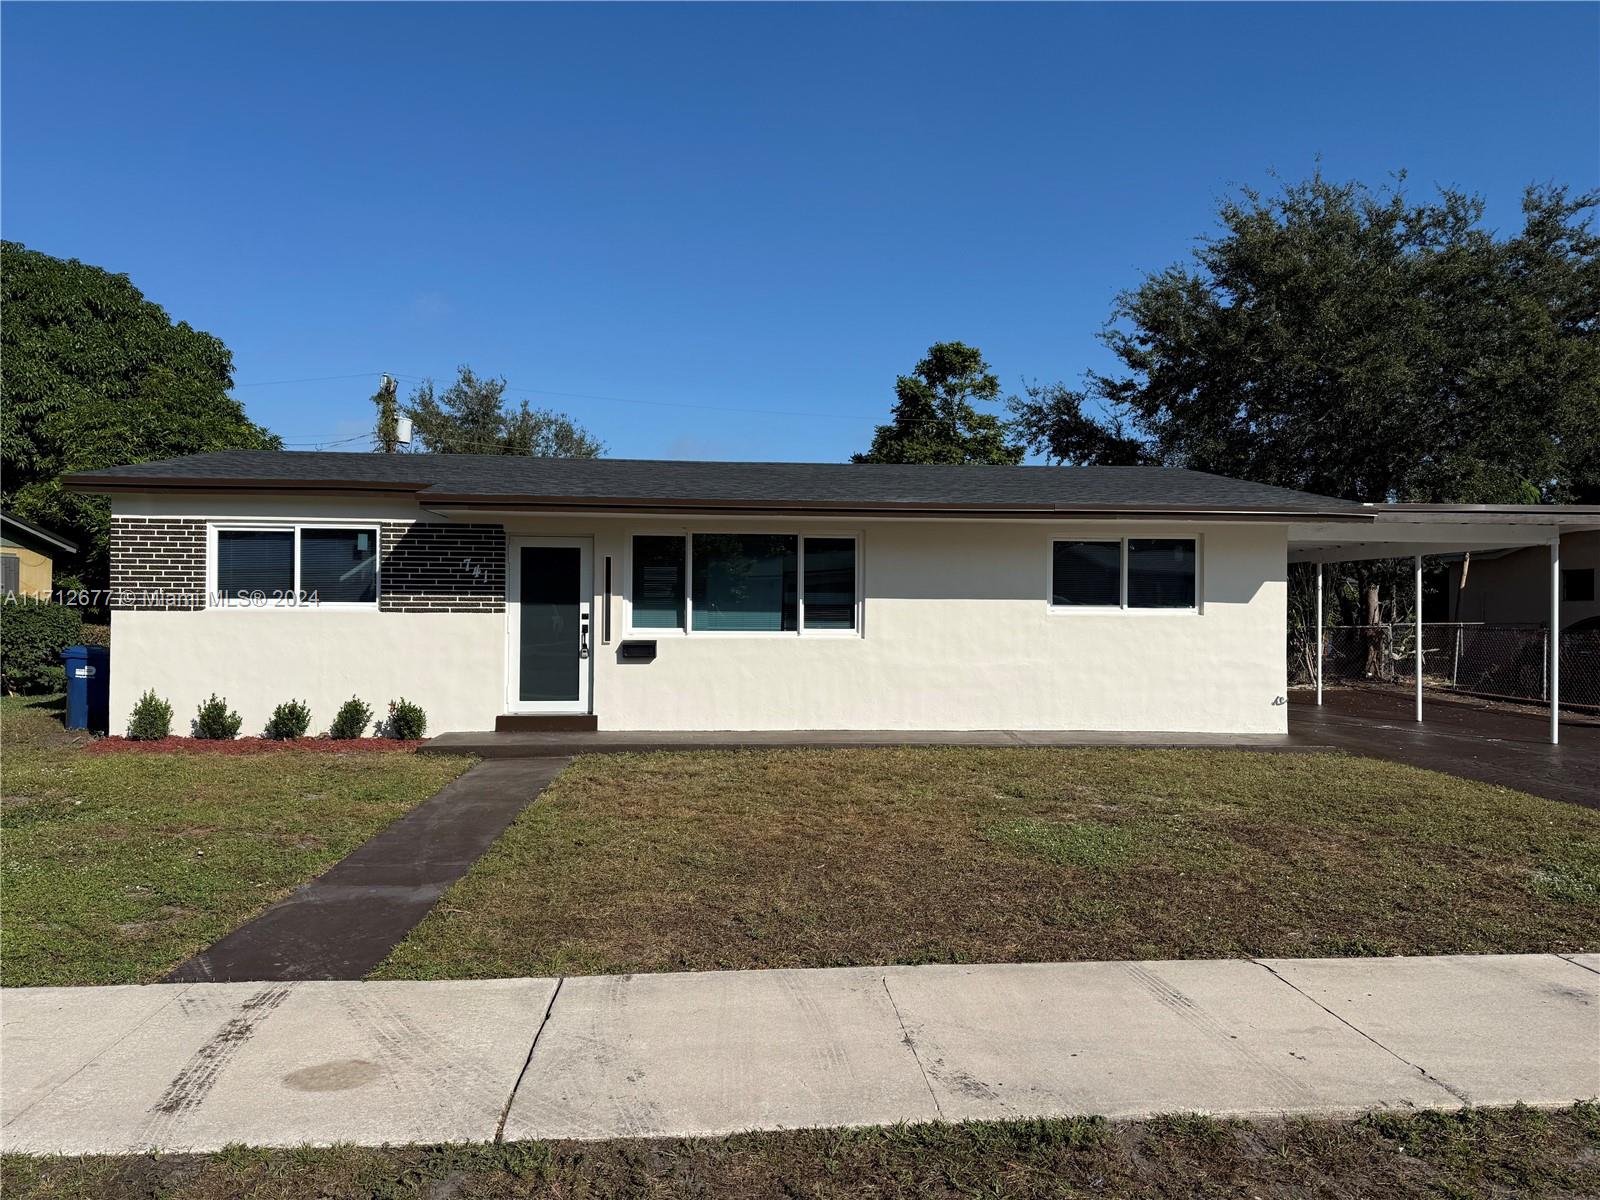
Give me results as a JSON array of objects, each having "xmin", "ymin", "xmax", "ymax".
[
  {"xmin": 1049, "ymin": 537, "xmax": 1198, "ymax": 612},
  {"xmin": 209, "ymin": 524, "xmax": 379, "ymax": 608},
  {"xmin": 626, "ymin": 533, "xmax": 860, "ymax": 636}
]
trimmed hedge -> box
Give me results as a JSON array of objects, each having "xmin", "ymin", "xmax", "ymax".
[
  {"xmin": 194, "ymin": 694, "xmax": 243, "ymax": 740},
  {"xmin": 265, "ymin": 699, "xmax": 312, "ymax": 741},
  {"xmin": 0, "ymin": 602, "xmax": 84, "ymax": 694}
]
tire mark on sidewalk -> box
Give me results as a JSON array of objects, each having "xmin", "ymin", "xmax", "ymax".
[{"xmin": 136, "ymin": 986, "xmax": 292, "ymax": 1144}]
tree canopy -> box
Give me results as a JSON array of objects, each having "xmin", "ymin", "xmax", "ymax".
[
  {"xmin": 403, "ymin": 366, "xmax": 603, "ymax": 458},
  {"xmin": 0, "ymin": 241, "xmax": 280, "ymax": 588},
  {"xmin": 1009, "ymin": 174, "xmax": 1600, "ymax": 504},
  {"xmin": 855, "ymin": 342, "xmax": 1023, "ymax": 465}
]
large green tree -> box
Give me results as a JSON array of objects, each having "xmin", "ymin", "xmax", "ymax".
[
  {"xmin": 1010, "ymin": 174, "xmax": 1600, "ymax": 502},
  {"xmin": 1, "ymin": 242, "xmax": 280, "ymax": 589},
  {"xmin": 403, "ymin": 366, "xmax": 603, "ymax": 457},
  {"xmin": 1009, "ymin": 173, "xmax": 1600, "ymax": 661},
  {"xmin": 855, "ymin": 342, "xmax": 1023, "ymax": 465}
]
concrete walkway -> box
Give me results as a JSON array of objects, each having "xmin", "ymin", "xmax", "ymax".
[
  {"xmin": 3, "ymin": 954, "xmax": 1595, "ymax": 1155},
  {"xmin": 420, "ymin": 728, "xmax": 1306, "ymax": 758},
  {"xmin": 165, "ymin": 759, "xmax": 569, "ymax": 982}
]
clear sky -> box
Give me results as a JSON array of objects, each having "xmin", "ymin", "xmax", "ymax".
[{"xmin": 4, "ymin": 2, "xmax": 1596, "ymax": 462}]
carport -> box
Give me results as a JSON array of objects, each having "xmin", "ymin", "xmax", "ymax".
[{"xmin": 1289, "ymin": 504, "xmax": 1600, "ymax": 745}]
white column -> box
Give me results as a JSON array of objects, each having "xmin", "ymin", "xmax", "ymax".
[
  {"xmin": 1414, "ymin": 555, "xmax": 1423, "ymax": 723},
  {"xmin": 1551, "ymin": 536, "xmax": 1561, "ymax": 746},
  {"xmin": 1315, "ymin": 562, "xmax": 1324, "ymax": 706}
]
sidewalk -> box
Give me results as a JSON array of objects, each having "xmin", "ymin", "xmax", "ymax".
[{"xmin": 3, "ymin": 954, "xmax": 1596, "ymax": 1155}]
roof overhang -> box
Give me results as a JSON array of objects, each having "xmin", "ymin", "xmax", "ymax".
[
  {"xmin": 1288, "ymin": 505, "xmax": 1600, "ymax": 564},
  {"xmin": 0, "ymin": 511, "xmax": 79, "ymax": 554}
]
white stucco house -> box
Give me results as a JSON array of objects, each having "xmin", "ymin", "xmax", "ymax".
[{"xmin": 68, "ymin": 452, "xmax": 1599, "ymax": 739}]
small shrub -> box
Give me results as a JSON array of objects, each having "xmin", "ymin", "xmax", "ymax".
[
  {"xmin": 193, "ymin": 694, "xmax": 242, "ymax": 740},
  {"xmin": 386, "ymin": 697, "xmax": 427, "ymax": 740},
  {"xmin": 329, "ymin": 696, "xmax": 374, "ymax": 740},
  {"xmin": 0, "ymin": 601, "xmax": 84, "ymax": 694},
  {"xmin": 264, "ymin": 699, "xmax": 312, "ymax": 741},
  {"xmin": 127, "ymin": 690, "xmax": 173, "ymax": 740}
]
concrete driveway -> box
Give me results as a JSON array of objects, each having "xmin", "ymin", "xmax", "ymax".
[{"xmin": 1290, "ymin": 689, "xmax": 1599, "ymax": 808}]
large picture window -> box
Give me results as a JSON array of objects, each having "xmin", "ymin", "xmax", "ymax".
[
  {"xmin": 1050, "ymin": 537, "xmax": 1197, "ymax": 612},
  {"xmin": 628, "ymin": 533, "xmax": 857, "ymax": 634},
  {"xmin": 213, "ymin": 525, "xmax": 379, "ymax": 606},
  {"xmin": 692, "ymin": 534, "xmax": 797, "ymax": 631}
]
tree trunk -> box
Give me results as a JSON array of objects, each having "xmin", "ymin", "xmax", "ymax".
[{"xmin": 1362, "ymin": 576, "xmax": 1384, "ymax": 678}]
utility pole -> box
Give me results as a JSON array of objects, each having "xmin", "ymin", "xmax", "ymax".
[{"xmin": 373, "ymin": 374, "xmax": 400, "ymax": 453}]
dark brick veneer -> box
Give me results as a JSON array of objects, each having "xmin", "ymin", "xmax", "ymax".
[
  {"xmin": 378, "ymin": 522, "xmax": 505, "ymax": 612},
  {"xmin": 109, "ymin": 517, "xmax": 207, "ymax": 609},
  {"xmin": 107, "ymin": 517, "xmax": 506, "ymax": 612}
]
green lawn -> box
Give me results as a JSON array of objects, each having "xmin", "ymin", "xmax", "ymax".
[
  {"xmin": 375, "ymin": 746, "xmax": 1599, "ymax": 980},
  {"xmin": 0, "ymin": 694, "xmax": 470, "ymax": 986},
  {"xmin": 4, "ymin": 1105, "xmax": 1596, "ymax": 1199}
]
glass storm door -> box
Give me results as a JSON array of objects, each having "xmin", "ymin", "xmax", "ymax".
[{"xmin": 508, "ymin": 538, "xmax": 592, "ymax": 713}]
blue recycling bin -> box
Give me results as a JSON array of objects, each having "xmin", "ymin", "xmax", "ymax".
[{"xmin": 62, "ymin": 645, "xmax": 110, "ymax": 734}]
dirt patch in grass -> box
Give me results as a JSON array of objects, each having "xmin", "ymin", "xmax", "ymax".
[
  {"xmin": 4, "ymin": 1105, "xmax": 1596, "ymax": 1199},
  {"xmin": 1, "ymin": 694, "xmax": 471, "ymax": 986},
  {"xmin": 375, "ymin": 747, "xmax": 1600, "ymax": 980}
]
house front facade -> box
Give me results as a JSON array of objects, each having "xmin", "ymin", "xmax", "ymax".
[{"xmin": 75, "ymin": 452, "xmax": 1372, "ymax": 737}]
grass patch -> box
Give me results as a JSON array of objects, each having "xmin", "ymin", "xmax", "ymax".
[
  {"xmin": 0, "ymin": 694, "xmax": 470, "ymax": 986},
  {"xmin": 374, "ymin": 746, "xmax": 1599, "ymax": 980},
  {"xmin": 3, "ymin": 1104, "xmax": 1596, "ymax": 1199},
  {"xmin": 986, "ymin": 815, "xmax": 1136, "ymax": 869}
]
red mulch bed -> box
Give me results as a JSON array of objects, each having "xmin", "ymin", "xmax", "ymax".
[{"xmin": 84, "ymin": 736, "xmax": 426, "ymax": 755}]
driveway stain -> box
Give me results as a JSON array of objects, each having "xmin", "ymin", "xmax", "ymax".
[{"xmin": 282, "ymin": 1058, "xmax": 384, "ymax": 1092}]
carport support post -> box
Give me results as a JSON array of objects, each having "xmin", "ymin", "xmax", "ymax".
[
  {"xmin": 1414, "ymin": 555, "xmax": 1423, "ymax": 723},
  {"xmin": 1315, "ymin": 562, "xmax": 1324, "ymax": 705},
  {"xmin": 1551, "ymin": 536, "xmax": 1561, "ymax": 746}
]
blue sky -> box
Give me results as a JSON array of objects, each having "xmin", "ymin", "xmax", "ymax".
[{"xmin": 4, "ymin": 3, "xmax": 1597, "ymax": 462}]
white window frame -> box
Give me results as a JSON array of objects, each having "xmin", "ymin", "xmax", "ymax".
[
  {"xmin": 1047, "ymin": 534, "xmax": 1201, "ymax": 615},
  {"xmin": 623, "ymin": 530, "xmax": 863, "ymax": 638},
  {"xmin": 207, "ymin": 522, "xmax": 381, "ymax": 610}
]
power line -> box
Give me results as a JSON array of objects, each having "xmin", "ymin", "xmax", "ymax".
[
  {"xmin": 233, "ymin": 372, "xmax": 384, "ymax": 389},
  {"xmin": 385, "ymin": 372, "xmax": 867, "ymax": 422}
]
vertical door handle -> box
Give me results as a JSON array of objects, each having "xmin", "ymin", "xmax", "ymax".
[{"xmin": 580, "ymin": 618, "xmax": 590, "ymax": 659}]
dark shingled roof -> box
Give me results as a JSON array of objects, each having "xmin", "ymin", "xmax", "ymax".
[{"xmin": 67, "ymin": 451, "xmax": 1368, "ymax": 519}]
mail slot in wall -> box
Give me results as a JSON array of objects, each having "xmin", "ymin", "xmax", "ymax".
[{"xmin": 619, "ymin": 640, "xmax": 657, "ymax": 662}]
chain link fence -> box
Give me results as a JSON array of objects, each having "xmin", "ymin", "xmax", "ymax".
[{"xmin": 1291, "ymin": 623, "xmax": 1600, "ymax": 711}]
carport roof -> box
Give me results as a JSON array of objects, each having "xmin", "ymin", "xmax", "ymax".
[{"xmin": 1288, "ymin": 504, "xmax": 1600, "ymax": 563}]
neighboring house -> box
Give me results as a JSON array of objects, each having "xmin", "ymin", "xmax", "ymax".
[
  {"xmin": 1443, "ymin": 532, "xmax": 1600, "ymax": 631},
  {"xmin": 0, "ymin": 510, "xmax": 78, "ymax": 598},
  {"xmin": 65, "ymin": 453, "xmax": 1597, "ymax": 737}
]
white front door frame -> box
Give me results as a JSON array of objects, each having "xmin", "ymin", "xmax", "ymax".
[{"xmin": 505, "ymin": 536, "xmax": 593, "ymax": 715}]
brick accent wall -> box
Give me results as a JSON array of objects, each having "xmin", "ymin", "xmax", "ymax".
[
  {"xmin": 379, "ymin": 522, "xmax": 505, "ymax": 612},
  {"xmin": 109, "ymin": 517, "xmax": 207, "ymax": 610}
]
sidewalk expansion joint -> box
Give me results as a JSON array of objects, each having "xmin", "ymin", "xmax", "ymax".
[
  {"xmin": 1250, "ymin": 959, "xmax": 1473, "ymax": 1106},
  {"xmin": 881, "ymin": 974, "xmax": 945, "ymax": 1122},
  {"xmin": 496, "ymin": 976, "xmax": 564, "ymax": 1142},
  {"xmin": 1557, "ymin": 953, "xmax": 1600, "ymax": 977}
]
